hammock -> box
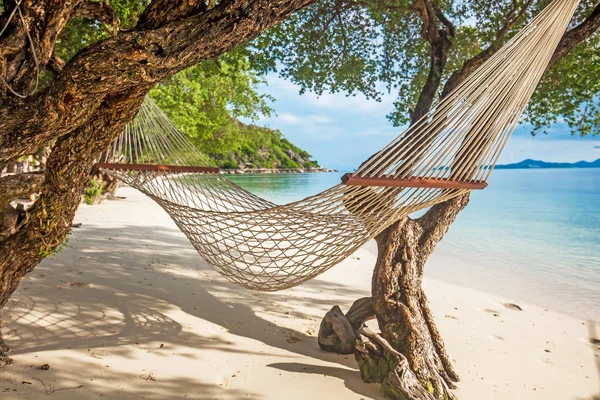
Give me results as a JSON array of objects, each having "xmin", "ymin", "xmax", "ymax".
[{"xmin": 97, "ymin": 0, "xmax": 579, "ymax": 291}]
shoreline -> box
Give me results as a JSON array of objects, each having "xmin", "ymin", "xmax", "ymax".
[
  {"xmin": 220, "ymin": 167, "xmax": 339, "ymax": 174},
  {"xmin": 0, "ymin": 187, "xmax": 598, "ymax": 399},
  {"xmin": 361, "ymin": 240, "xmax": 600, "ymax": 323}
]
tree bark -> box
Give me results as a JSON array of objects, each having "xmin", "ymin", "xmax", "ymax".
[
  {"xmin": 0, "ymin": 173, "xmax": 44, "ymax": 210},
  {"xmin": 371, "ymin": 195, "xmax": 470, "ymax": 399},
  {"xmin": 355, "ymin": 327, "xmax": 436, "ymax": 400}
]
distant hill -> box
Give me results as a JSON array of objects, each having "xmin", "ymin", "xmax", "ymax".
[
  {"xmin": 496, "ymin": 158, "xmax": 600, "ymax": 169},
  {"xmin": 210, "ymin": 122, "xmax": 321, "ymax": 170}
]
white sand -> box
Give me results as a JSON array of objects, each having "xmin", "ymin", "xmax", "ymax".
[{"xmin": 0, "ymin": 186, "xmax": 598, "ymax": 399}]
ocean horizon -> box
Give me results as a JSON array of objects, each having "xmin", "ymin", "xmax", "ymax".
[{"xmin": 227, "ymin": 168, "xmax": 600, "ymax": 322}]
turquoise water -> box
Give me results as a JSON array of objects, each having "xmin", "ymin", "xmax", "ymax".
[{"xmin": 227, "ymin": 170, "xmax": 600, "ymax": 321}]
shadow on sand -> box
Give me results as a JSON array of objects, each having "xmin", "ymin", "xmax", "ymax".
[{"xmin": 1, "ymin": 221, "xmax": 383, "ymax": 399}]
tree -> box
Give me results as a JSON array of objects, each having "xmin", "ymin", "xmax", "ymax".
[
  {"xmin": 0, "ymin": 0, "xmax": 316, "ymax": 362},
  {"xmin": 251, "ymin": 0, "xmax": 600, "ymax": 398},
  {"xmin": 150, "ymin": 49, "xmax": 274, "ymax": 155}
]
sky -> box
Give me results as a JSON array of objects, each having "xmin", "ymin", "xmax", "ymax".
[{"xmin": 250, "ymin": 73, "xmax": 600, "ymax": 171}]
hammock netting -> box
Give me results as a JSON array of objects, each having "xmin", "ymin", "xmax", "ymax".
[{"xmin": 98, "ymin": 0, "xmax": 579, "ymax": 291}]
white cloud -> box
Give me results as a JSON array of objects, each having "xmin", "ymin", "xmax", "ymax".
[
  {"xmin": 307, "ymin": 115, "xmax": 334, "ymax": 124},
  {"xmin": 264, "ymin": 74, "xmax": 302, "ymax": 92},
  {"xmin": 302, "ymin": 90, "xmax": 395, "ymax": 114},
  {"xmin": 264, "ymin": 73, "xmax": 396, "ymax": 116},
  {"xmin": 276, "ymin": 113, "xmax": 301, "ymax": 124}
]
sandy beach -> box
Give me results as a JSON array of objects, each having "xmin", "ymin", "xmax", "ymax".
[{"xmin": 0, "ymin": 186, "xmax": 598, "ymax": 399}]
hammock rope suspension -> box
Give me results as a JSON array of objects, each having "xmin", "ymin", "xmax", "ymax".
[{"xmin": 98, "ymin": 0, "xmax": 580, "ymax": 291}]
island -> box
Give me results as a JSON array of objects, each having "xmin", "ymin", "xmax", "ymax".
[{"xmin": 496, "ymin": 158, "xmax": 600, "ymax": 169}]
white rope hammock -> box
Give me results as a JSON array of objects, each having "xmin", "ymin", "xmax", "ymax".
[{"xmin": 98, "ymin": 0, "xmax": 580, "ymax": 291}]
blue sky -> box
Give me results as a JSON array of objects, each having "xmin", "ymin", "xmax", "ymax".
[{"xmin": 251, "ymin": 73, "xmax": 600, "ymax": 171}]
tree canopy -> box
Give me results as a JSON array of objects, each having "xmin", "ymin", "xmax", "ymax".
[{"xmin": 250, "ymin": 0, "xmax": 600, "ymax": 135}]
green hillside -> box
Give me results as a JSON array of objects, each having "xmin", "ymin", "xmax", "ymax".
[{"xmin": 211, "ymin": 122, "xmax": 320, "ymax": 170}]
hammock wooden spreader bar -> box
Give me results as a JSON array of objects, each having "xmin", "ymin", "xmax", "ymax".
[
  {"xmin": 98, "ymin": 0, "xmax": 580, "ymax": 291},
  {"xmin": 95, "ymin": 163, "xmax": 220, "ymax": 174},
  {"xmin": 341, "ymin": 173, "xmax": 488, "ymax": 190}
]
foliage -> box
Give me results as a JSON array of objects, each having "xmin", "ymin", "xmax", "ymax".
[
  {"xmin": 149, "ymin": 50, "xmax": 320, "ymax": 169},
  {"xmin": 149, "ymin": 51, "xmax": 273, "ymax": 154},
  {"xmin": 54, "ymin": 0, "xmax": 148, "ymax": 62},
  {"xmin": 211, "ymin": 122, "xmax": 320, "ymax": 169},
  {"xmin": 38, "ymin": 230, "xmax": 71, "ymax": 258},
  {"xmin": 44, "ymin": 1, "xmax": 318, "ymax": 169},
  {"xmin": 251, "ymin": 0, "xmax": 600, "ymax": 135},
  {"xmin": 84, "ymin": 178, "xmax": 105, "ymax": 205},
  {"xmin": 29, "ymin": 0, "xmax": 319, "ymax": 170}
]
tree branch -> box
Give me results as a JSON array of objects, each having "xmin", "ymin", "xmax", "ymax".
[
  {"xmin": 0, "ymin": 1, "xmax": 84, "ymax": 99},
  {"xmin": 137, "ymin": 0, "xmax": 207, "ymax": 30},
  {"xmin": 45, "ymin": 52, "xmax": 65, "ymax": 75},
  {"xmin": 549, "ymin": 2, "xmax": 600, "ymax": 68},
  {"xmin": 423, "ymin": 1, "xmax": 600, "ymax": 239},
  {"xmin": 408, "ymin": 0, "xmax": 454, "ymax": 122},
  {"xmin": 0, "ymin": 0, "xmax": 316, "ymax": 165},
  {"xmin": 441, "ymin": 0, "xmax": 534, "ymax": 97},
  {"xmin": 415, "ymin": 193, "xmax": 469, "ymax": 261},
  {"xmin": 74, "ymin": 0, "xmax": 120, "ymax": 35}
]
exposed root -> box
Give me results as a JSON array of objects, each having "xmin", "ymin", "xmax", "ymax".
[
  {"xmin": 420, "ymin": 294, "xmax": 459, "ymax": 385},
  {"xmin": 355, "ymin": 327, "xmax": 435, "ymax": 400},
  {"xmin": 318, "ymin": 305, "xmax": 355, "ymax": 354}
]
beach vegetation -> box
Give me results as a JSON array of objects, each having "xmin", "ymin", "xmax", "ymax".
[
  {"xmin": 83, "ymin": 179, "xmax": 106, "ymax": 205},
  {"xmin": 150, "ymin": 61, "xmax": 319, "ymax": 169}
]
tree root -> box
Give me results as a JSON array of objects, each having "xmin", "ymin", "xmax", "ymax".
[
  {"xmin": 0, "ymin": 321, "xmax": 13, "ymax": 366},
  {"xmin": 420, "ymin": 294, "xmax": 459, "ymax": 384},
  {"xmin": 318, "ymin": 305, "xmax": 355, "ymax": 354},
  {"xmin": 355, "ymin": 327, "xmax": 435, "ymax": 400}
]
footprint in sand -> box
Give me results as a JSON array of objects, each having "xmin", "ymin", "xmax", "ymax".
[
  {"xmin": 503, "ymin": 303, "xmax": 523, "ymax": 311},
  {"xmin": 484, "ymin": 309, "xmax": 501, "ymax": 317},
  {"xmin": 65, "ymin": 282, "xmax": 90, "ymax": 287}
]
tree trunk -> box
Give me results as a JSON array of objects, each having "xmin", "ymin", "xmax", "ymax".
[
  {"xmin": 317, "ymin": 2, "xmax": 600, "ymax": 397},
  {"xmin": 371, "ymin": 205, "xmax": 462, "ymax": 398},
  {"xmin": 319, "ymin": 196, "xmax": 469, "ymax": 399},
  {"xmin": 0, "ymin": 90, "xmax": 147, "ymax": 361}
]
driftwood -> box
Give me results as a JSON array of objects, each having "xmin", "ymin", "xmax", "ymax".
[{"xmin": 318, "ymin": 297, "xmax": 376, "ymax": 354}]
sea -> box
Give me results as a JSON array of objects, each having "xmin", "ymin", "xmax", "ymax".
[{"xmin": 228, "ymin": 169, "xmax": 600, "ymax": 322}]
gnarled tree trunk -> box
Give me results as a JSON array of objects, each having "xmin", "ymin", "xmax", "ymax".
[{"xmin": 371, "ymin": 195, "xmax": 469, "ymax": 399}]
